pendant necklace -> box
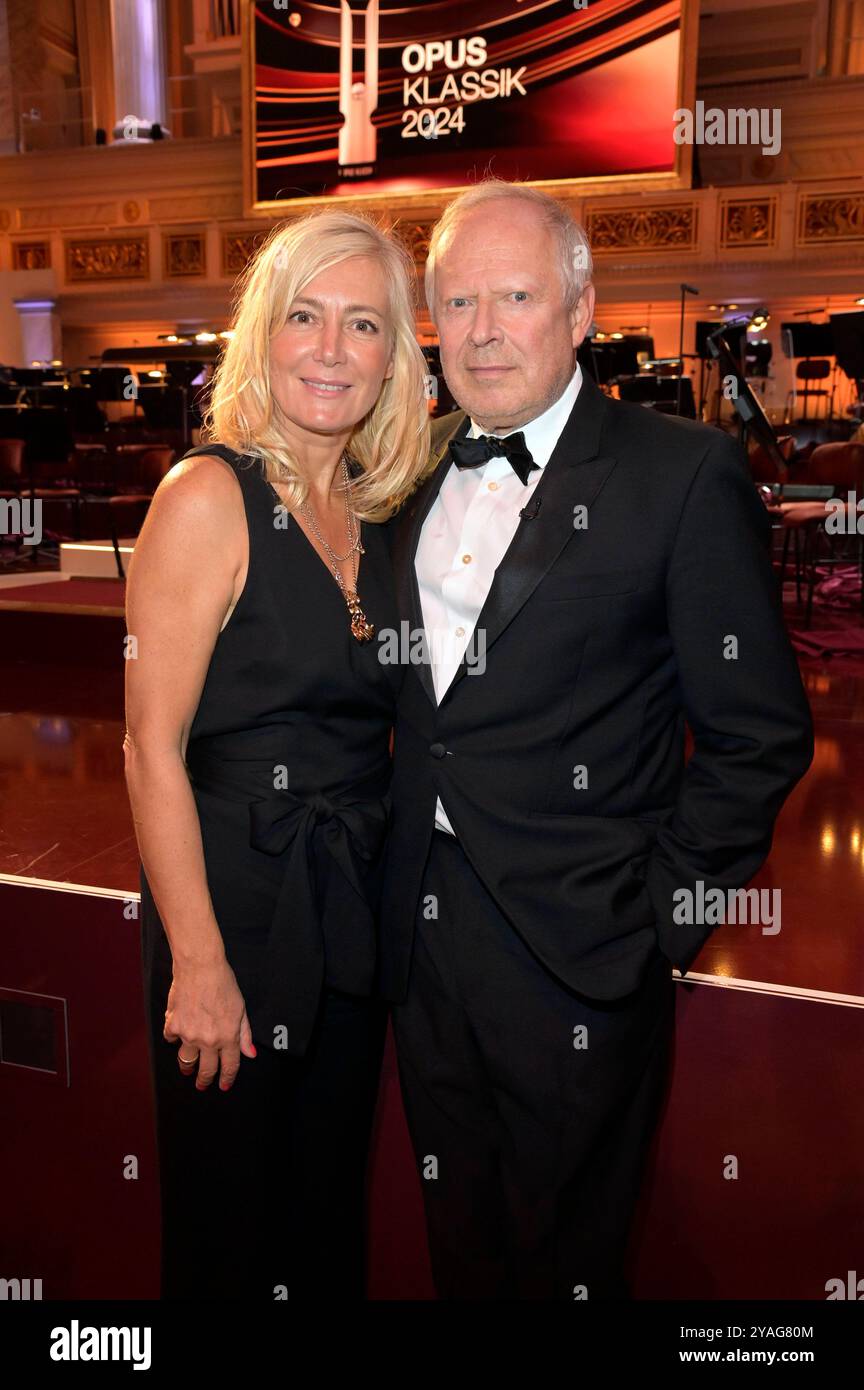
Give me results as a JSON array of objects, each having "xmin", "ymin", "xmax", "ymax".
[{"xmin": 297, "ymin": 455, "xmax": 375, "ymax": 642}]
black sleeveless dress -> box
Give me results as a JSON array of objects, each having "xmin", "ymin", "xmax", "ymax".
[{"xmin": 139, "ymin": 444, "xmax": 403, "ymax": 1057}]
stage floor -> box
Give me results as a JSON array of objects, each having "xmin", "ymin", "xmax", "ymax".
[
  {"xmin": 0, "ymin": 571, "xmax": 125, "ymax": 615},
  {"xmin": 1, "ymin": 576, "xmax": 861, "ymax": 995}
]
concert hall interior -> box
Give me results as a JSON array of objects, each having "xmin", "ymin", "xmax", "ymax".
[{"xmin": 0, "ymin": 0, "xmax": 863, "ymax": 1311}]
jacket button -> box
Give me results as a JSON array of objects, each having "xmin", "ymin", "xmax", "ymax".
[{"xmin": 429, "ymin": 742, "xmax": 446, "ymax": 759}]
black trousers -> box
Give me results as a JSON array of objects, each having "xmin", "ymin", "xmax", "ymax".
[
  {"xmin": 144, "ymin": 955, "xmax": 387, "ymax": 1301},
  {"xmin": 391, "ymin": 829, "xmax": 676, "ymax": 1301}
]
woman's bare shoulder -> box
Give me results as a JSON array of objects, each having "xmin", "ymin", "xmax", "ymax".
[
  {"xmin": 147, "ymin": 452, "xmax": 246, "ymax": 531},
  {"xmin": 127, "ymin": 456, "xmax": 248, "ymax": 593},
  {"xmin": 159, "ymin": 451, "xmax": 243, "ymax": 497}
]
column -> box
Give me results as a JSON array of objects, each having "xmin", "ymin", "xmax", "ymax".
[
  {"xmin": 13, "ymin": 300, "xmax": 62, "ymax": 367},
  {"xmin": 0, "ymin": 0, "xmax": 15, "ymax": 154},
  {"xmin": 109, "ymin": 0, "xmax": 170, "ymax": 142}
]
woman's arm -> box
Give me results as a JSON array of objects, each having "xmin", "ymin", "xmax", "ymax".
[{"xmin": 124, "ymin": 455, "xmax": 255, "ymax": 1089}]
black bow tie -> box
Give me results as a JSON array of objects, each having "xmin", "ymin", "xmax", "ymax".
[{"xmin": 448, "ymin": 431, "xmax": 537, "ymax": 486}]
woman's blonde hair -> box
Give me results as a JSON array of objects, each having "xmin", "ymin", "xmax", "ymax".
[{"xmin": 202, "ymin": 209, "xmax": 430, "ymax": 520}]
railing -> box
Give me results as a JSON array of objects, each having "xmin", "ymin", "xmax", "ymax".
[
  {"xmin": 17, "ymin": 86, "xmax": 94, "ymax": 153},
  {"xmin": 15, "ymin": 74, "xmax": 241, "ymax": 151},
  {"xmin": 211, "ymin": 0, "xmax": 240, "ymax": 39},
  {"xmin": 196, "ymin": 0, "xmax": 241, "ymax": 42},
  {"xmin": 166, "ymin": 74, "xmax": 242, "ymax": 140}
]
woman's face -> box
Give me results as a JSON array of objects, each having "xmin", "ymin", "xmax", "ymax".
[{"xmin": 269, "ymin": 254, "xmax": 395, "ymax": 447}]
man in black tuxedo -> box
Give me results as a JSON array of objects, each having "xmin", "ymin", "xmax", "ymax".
[{"xmin": 380, "ymin": 179, "xmax": 813, "ymax": 1300}]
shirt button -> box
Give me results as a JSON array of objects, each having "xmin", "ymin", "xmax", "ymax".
[
  {"xmin": 429, "ymin": 743, "xmax": 446, "ymax": 759},
  {"xmin": 455, "ymin": 626, "xmax": 465, "ymax": 637},
  {"xmin": 488, "ymin": 481, "xmax": 499, "ymax": 492},
  {"xmin": 462, "ymin": 554, "xmax": 472, "ymax": 564}
]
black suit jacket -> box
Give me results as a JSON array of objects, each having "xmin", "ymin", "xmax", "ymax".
[{"xmin": 379, "ymin": 373, "xmax": 814, "ymax": 1001}]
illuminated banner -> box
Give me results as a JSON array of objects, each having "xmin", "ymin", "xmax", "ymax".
[{"xmin": 246, "ymin": 0, "xmax": 693, "ymax": 208}]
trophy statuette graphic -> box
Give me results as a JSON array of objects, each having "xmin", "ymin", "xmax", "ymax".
[{"xmin": 338, "ymin": 0, "xmax": 380, "ymax": 178}]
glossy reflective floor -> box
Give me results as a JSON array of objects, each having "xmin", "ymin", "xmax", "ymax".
[
  {"xmin": 1, "ymin": 562, "xmax": 862, "ymax": 1299},
  {"xmin": 2, "ymin": 573, "xmax": 862, "ymax": 996}
]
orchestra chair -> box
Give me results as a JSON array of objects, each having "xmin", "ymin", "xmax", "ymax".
[
  {"xmin": 771, "ymin": 441, "xmax": 864, "ymax": 625},
  {"xmin": 107, "ymin": 445, "xmax": 176, "ymax": 578},
  {"xmin": 792, "ymin": 359, "xmax": 831, "ymax": 422},
  {"xmin": 0, "ymin": 436, "xmax": 82, "ymax": 557},
  {"xmin": 802, "ymin": 440, "xmax": 864, "ymax": 495},
  {"xmin": 747, "ymin": 435, "xmax": 795, "ymax": 484},
  {"xmin": 0, "ymin": 437, "xmax": 26, "ymax": 491},
  {"xmin": 70, "ymin": 443, "xmax": 113, "ymax": 494},
  {"xmin": 0, "ymin": 438, "xmax": 29, "ymax": 558}
]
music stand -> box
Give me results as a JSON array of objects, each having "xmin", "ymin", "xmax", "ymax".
[
  {"xmin": 829, "ymin": 311, "xmax": 864, "ymax": 409},
  {"xmin": 706, "ymin": 331, "xmax": 789, "ymax": 477}
]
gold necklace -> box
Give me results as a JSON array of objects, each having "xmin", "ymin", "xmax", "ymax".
[{"xmin": 298, "ymin": 456, "xmax": 374, "ymax": 642}]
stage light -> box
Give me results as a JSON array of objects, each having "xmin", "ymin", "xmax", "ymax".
[
  {"xmin": 195, "ymin": 331, "xmax": 217, "ymax": 343},
  {"xmin": 219, "ymin": 330, "xmax": 235, "ymax": 340},
  {"xmin": 856, "ymin": 297, "xmax": 864, "ymax": 306}
]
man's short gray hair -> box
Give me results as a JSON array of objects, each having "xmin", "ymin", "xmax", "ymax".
[{"xmin": 425, "ymin": 179, "xmax": 593, "ymax": 314}]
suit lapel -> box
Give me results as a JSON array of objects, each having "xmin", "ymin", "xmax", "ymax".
[
  {"xmin": 439, "ymin": 373, "xmax": 617, "ymax": 704},
  {"xmin": 393, "ymin": 376, "xmax": 618, "ymax": 709}
]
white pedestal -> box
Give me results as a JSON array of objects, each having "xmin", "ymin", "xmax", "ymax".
[{"xmin": 59, "ymin": 539, "xmax": 137, "ymax": 578}]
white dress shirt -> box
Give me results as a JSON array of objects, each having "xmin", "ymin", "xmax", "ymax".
[{"xmin": 415, "ymin": 364, "xmax": 583, "ymax": 835}]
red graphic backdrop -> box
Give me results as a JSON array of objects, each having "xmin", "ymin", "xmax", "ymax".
[{"xmin": 249, "ymin": 0, "xmax": 685, "ymax": 205}]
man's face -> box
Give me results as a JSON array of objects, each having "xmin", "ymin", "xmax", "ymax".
[{"xmin": 432, "ymin": 201, "xmax": 595, "ymax": 433}]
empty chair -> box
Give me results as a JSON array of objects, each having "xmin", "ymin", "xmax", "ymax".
[
  {"xmin": 771, "ymin": 441, "xmax": 864, "ymax": 625},
  {"xmin": 108, "ymin": 446, "xmax": 176, "ymax": 577}
]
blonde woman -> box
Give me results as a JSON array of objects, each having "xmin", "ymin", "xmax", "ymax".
[{"xmin": 124, "ymin": 210, "xmax": 429, "ymax": 1300}]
